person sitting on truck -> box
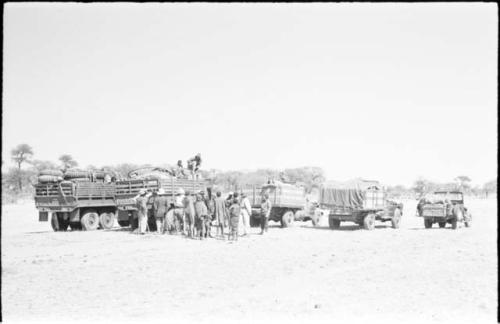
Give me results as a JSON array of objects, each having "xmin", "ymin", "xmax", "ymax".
[
  {"xmin": 174, "ymin": 160, "xmax": 187, "ymax": 178},
  {"xmin": 260, "ymin": 193, "xmax": 272, "ymax": 235},
  {"xmin": 187, "ymin": 153, "xmax": 202, "ymax": 179},
  {"xmin": 154, "ymin": 188, "xmax": 168, "ymax": 234},
  {"xmin": 214, "ymin": 191, "xmax": 228, "ymax": 239},
  {"xmin": 240, "ymin": 193, "xmax": 252, "ymax": 237},
  {"xmin": 133, "ymin": 189, "xmax": 152, "ymax": 235}
]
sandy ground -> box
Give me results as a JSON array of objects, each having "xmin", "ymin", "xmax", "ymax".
[{"xmin": 1, "ymin": 198, "xmax": 497, "ymax": 324}]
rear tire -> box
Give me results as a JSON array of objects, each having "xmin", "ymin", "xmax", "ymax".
[
  {"xmin": 438, "ymin": 222, "xmax": 446, "ymax": 228},
  {"xmin": 424, "ymin": 218, "xmax": 433, "ymax": 229},
  {"xmin": 81, "ymin": 211, "xmax": 100, "ymax": 231},
  {"xmin": 281, "ymin": 211, "xmax": 295, "ymax": 228},
  {"xmin": 331, "ymin": 219, "xmax": 341, "ymax": 229},
  {"xmin": 363, "ymin": 214, "xmax": 375, "ymax": 230},
  {"xmin": 99, "ymin": 212, "xmax": 115, "ymax": 230},
  {"xmin": 391, "ymin": 208, "xmax": 402, "ymax": 229}
]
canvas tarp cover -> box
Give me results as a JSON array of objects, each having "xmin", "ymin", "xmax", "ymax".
[{"xmin": 319, "ymin": 179, "xmax": 380, "ymax": 208}]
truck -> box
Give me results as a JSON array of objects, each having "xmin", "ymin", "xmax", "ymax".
[
  {"xmin": 416, "ymin": 190, "xmax": 471, "ymax": 229},
  {"xmin": 35, "ymin": 180, "xmax": 117, "ymax": 231},
  {"xmin": 114, "ymin": 172, "xmax": 208, "ymax": 231},
  {"xmin": 241, "ymin": 181, "xmax": 318, "ymax": 228},
  {"xmin": 318, "ymin": 179, "xmax": 403, "ymax": 230}
]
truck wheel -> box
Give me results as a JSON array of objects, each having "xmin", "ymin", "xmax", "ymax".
[
  {"xmin": 391, "ymin": 208, "xmax": 402, "ymax": 229},
  {"xmin": 50, "ymin": 213, "xmax": 60, "ymax": 232},
  {"xmin": 118, "ymin": 220, "xmax": 130, "ymax": 227},
  {"xmin": 250, "ymin": 216, "xmax": 260, "ymax": 228},
  {"xmin": 99, "ymin": 212, "xmax": 115, "ymax": 230},
  {"xmin": 464, "ymin": 212, "xmax": 472, "ymax": 228},
  {"xmin": 331, "ymin": 219, "xmax": 341, "ymax": 229},
  {"xmin": 424, "ymin": 218, "xmax": 433, "ymax": 229},
  {"xmin": 281, "ymin": 211, "xmax": 295, "ymax": 228},
  {"xmin": 81, "ymin": 211, "xmax": 100, "ymax": 231},
  {"xmin": 363, "ymin": 214, "xmax": 375, "ymax": 230},
  {"xmin": 452, "ymin": 208, "xmax": 463, "ymax": 230},
  {"xmin": 438, "ymin": 222, "xmax": 446, "ymax": 228}
]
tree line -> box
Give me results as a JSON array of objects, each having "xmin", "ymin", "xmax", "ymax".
[{"xmin": 2, "ymin": 143, "xmax": 497, "ymax": 204}]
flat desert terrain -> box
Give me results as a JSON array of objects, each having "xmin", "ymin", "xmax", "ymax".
[{"xmin": 1, "ymin": 198, "xmax": 497, "ymax": 323}]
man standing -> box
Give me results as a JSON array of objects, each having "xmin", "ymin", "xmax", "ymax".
[
  {"xmin": 174, "ymin": 188, "xmax": 185, "ymax": 234},
  {"xmin": 133, "ymin": 189, "xmax": 152, "ymax": 235},
  {"xmin": 187, "ymin": 153, "xmax": 202, "ymax": 179},
  {"xmin": 183, "ymin": 191, "xmax": 196, "ymax": 238},
  {"xmin": 214, "ymin": 191, "xmax": 227, "ymax": 239},
  {"xmin": 154, "ymin": 188, "xmax": 168, "ymax": 234},
  {"xmin": 260, "ymin": 193, "xmax": 272, "ymax": 235},
  {"xmin": 194, "ymin": 193, "xmax": 209, "ymax": 240},
  {"xmin": 240, "ymin": 193, "xmax": 252, "ymax": 237}
]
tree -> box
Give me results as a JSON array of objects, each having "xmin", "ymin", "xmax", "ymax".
[
  {"xmin": 10, "ymin": 144, "xmax": 34, "ymax": 190},
  {"xmin": 412, "ymin": 177, "xmax": 436, "ymax": 197},
  {"xmin": 483, "ymin": 179, "xmax": 497, "ymax": 198},
  {"xmin": 59, "ymin": 154, "xmax": 78, "ymax": 170},
  {"xmin": 32, "ymin": 160, "xmax": 59, "ymax": 172},
  {"xmin": 454, "ymin": 176, "xmax": 472, "ymax": 193}
]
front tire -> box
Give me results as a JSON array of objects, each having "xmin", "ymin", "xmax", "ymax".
[
  {"xmin": 391, "ymin": 208, "xmax": 402, "ymax": 229},
  {"xmin": 281, "ymin": 211, "xmax": 295, "ymax": 228},
  {"xmin": 363, "ymin": 214, "xmax": 375, "ymax": 230},
  {"xmin": 424, "ymin": 218, "xmax": 433, "ymax": 229}
]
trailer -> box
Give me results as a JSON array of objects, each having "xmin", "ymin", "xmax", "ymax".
[
  {"xmin": 35, "ymin": 180, "xmax": 117, "ymax": 231},
  {"xmin": 319, "ymin": 179, "xmax": 403, "ymax": 230},
  {"xmin": 241, "ymin": 181, "xmax": 317, "ymax": 228}
]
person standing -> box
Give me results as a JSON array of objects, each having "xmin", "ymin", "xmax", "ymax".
[
  {"xmin": 228, "ymin": 198, "xmax": 241, "ymax": 241},
  {"xmin": 154, "ymin": 188, "xmax": 168, "ymax": 234},
  {"xmin": 214, "ymin": 191, "xmax": 228, "ymax": 239},
  {"xmin": 240, "ymin": 193, "xmax": 252, "ymax": 236},
  {"xmin": 183, "ymin": 191, "xmax": 196, "ymax": 238},
  {"xmin": 260, "ymin": 193, "xmax": 272, "ymax": 235},
  {"xmin": 194, "ymin": 193, "xmax": 209, "ymax": 240},
  {"xmin": 133, "ymin": 189, "xmax": 152, "ymax": 235},
  {"xmin": 174, "ymin": 188, "xmax": 185, "ymax": 234}
]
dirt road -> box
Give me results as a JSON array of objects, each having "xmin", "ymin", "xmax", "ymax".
[{"xmin": 1, "ymin": 198, "xmax": 497, "ymax": 323}]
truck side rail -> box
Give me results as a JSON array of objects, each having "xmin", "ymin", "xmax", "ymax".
[{"xmin": 35, "ymin": 182, "xmax": 73, "ymax": 197}]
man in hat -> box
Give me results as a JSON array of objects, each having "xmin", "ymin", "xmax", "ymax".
[
  {"xmin": 260, "ymin": 193, "xmax": 272, "ymax": 235},
  {"xmin": 240, "ymin": 193, "xmax": 252, "ymax": 237},
  {"xmin": 154, "ymin": 188, "xmax": 168, "ymax": 234},
  {"xmin": 214, "ymin": 191, "xmax": 227, "ymax": 239},
  {"xmin": 133, "ymin": 189, "xmax": 152, "ymax": 235}
]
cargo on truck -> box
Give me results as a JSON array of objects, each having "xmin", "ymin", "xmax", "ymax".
[{"xmin": 319, "ymin": 179, "xmax": 403, "ymax": 230}]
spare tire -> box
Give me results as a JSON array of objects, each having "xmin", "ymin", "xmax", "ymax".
[
  {"xmin": 39, "ymin": 169, "xmax": 63, "ymax": 177},
  {"xmin": 38, "ymin": 175, "xmax": 63, "ymax": 183},
  {"xmin": 64, "ymin": 169, "xmax": 91, "ymax": 179}
]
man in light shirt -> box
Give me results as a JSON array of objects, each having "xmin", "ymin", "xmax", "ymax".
[{"xmin": 239, "ymin": 193, "xmax": 252, "ymax": 236}]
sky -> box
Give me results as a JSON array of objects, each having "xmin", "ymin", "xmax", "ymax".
[{"xmin": 2, "ymin": 3, "xmax": 498, "ymax": 187}]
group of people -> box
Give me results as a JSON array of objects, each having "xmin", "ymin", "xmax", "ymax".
[{"xmin": 132, "ymin": 186, "xmax": 273, "ymax": 240}]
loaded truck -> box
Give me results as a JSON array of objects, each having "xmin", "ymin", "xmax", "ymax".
[
  {"xmin": 114, "ymin": 168, "xmax": 208, "ymax": 231},
  {"xmin": 416, "ymin": 190, "xmax": 471, "ymax": 229},
  {"xmin": 241, "ymin": 181, "xmax": 319, "ymax": 228},
  {"xmin": 319, "ymin": 179, "xmax": 403, "ymax": 230},
  {"xmin": 34, "ymin": 169, "xmax": 117, "ymax": 231}
]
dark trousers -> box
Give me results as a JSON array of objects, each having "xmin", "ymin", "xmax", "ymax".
[{"xmin": 260, "ymin": 215, "xmax": 268, "ymax": 231}]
